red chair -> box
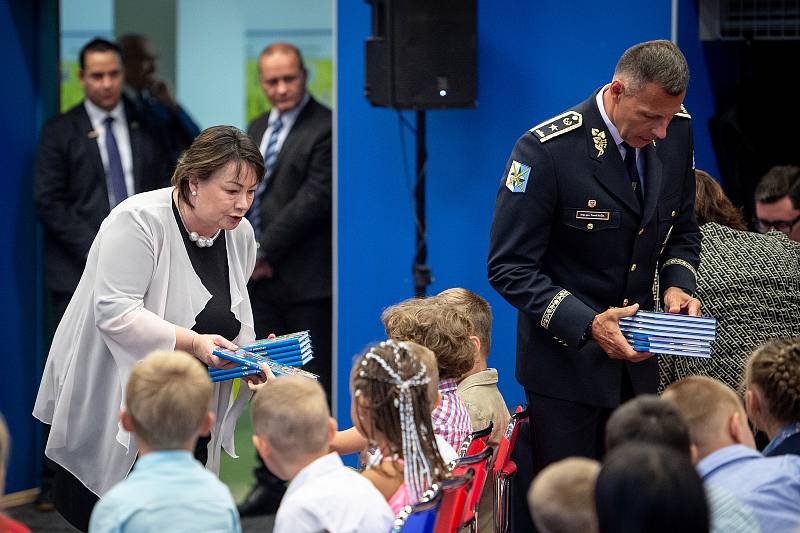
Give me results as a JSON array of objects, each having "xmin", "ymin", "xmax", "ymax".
[
  {"xmin": 452, "ymin": 446, "xmax": 494, "ymax": 532},
  {"xmin": 457, "ymin": 420, "xmax": 493, "ymax": 458},
  {"xmin": 432, "ymin": 469, "xmax": 474, "ymax": 533},
  {"xmin": 492, "ymin": 406, "xmax": 529, "ymax": 533}
]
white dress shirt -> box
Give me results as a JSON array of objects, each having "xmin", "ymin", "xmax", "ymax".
[
  {"xmin": 274, "ymin": 453, "xmax": 394, "ymax": 533},
  {"xmin": 596, "ymin": 85, "xmax": 645, "ymax": 192},
  {"xmin": 33, "ymin": 187, "xmax": 257, "ymax": 496},
  {"xmin": 84, "ymin": 99, "xmax": 135, "ymax": 203}
]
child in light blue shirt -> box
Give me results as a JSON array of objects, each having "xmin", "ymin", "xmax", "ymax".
[{"xmin": 89, "ymin": 351, "xmax": 241, "ymax": 533}]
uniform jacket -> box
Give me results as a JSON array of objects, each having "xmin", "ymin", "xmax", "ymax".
[
  {"xmin": 247, "ymin": 97, "xmax": 332, "ymax": 303},
  {"xmin": 488, "ymin": 90, "xmax": 700, "ymax": 408},
  {"xmin": 33, "ymin": 97, "xmax": 168, "ymax": 295},
  {"xmin": 33, "ymin": 188, "xmax": 257, "ymax": 496}
]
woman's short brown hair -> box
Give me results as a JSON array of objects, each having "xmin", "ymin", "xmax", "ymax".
[
  {"xmin": 694, "ymin": 169, "xmax": 747, "ymax": 230},
  {"xmin": 171, "ymin": 125, "xmax": 264, "ymax": 208}
]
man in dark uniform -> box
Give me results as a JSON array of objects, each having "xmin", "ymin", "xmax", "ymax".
[{"xmin": 488, "ymin": 40, "xmax": 701, "ymax": 476}]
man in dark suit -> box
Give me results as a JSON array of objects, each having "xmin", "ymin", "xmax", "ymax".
[
  {"xmin": 238, "ymin": 42, "xmax": 332, "ymax": 517},
  {"xmin": 35, "ymin": 37, "xmax": 167, "ymax": 325},
  {"xmin": 119, "ymin": 33, "xmax": 200, "ymax": 174},
  {"xmin": 488, "ymin": 40, "xmax": 701, "ymax": 478},
  {"xmin": 33, "ymin": 37, "xmax": 167, "ymax": 513}
]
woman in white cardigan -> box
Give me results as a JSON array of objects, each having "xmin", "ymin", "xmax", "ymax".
[{"xmin": 34, "ymin": 126, "xmax": 268, "ymax": 531}]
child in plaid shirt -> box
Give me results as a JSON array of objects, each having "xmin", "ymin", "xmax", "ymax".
[{"xmin": 382, "ymin": 297, "xmax": 474, "ymax": 451}]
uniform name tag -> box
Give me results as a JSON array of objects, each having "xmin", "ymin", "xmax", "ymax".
[{"xmin": 576, "ymin": 210, "xmax": 610, "ymax": 220}]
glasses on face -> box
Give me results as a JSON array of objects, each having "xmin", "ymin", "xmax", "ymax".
[{"xmin": 755, "ymin": 214, "xmax": 800, "ymax": 234}]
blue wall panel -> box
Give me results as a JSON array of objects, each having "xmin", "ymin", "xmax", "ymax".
[
  {"xmin": 677, "ymin": 0, "xmax": 721, "ymax": 180},
  {"xmin": 336, "ymin": 1, "xmax": 675, "ymax": 430}
]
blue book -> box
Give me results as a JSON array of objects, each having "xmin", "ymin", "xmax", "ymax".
[
  {"xmin": 634, "ymin": 310, "xmax": 716, "ymax": 327},
  {"xmin": 250, "ymin": 342, "xmax": 313, "ymax": 357},
  {"xmin": 620, "ymin": 325, "xmax": 716, "ymax": 341},
  {"xmin": 242, "ymin": 331, "xmax": 311, "ymax": 352},
  {"xmin": 619, "ymin": 317, "xmax": 716, "ymax": 335},
  {"xmin": 211, "ymin": 348, "xmax": 319, "ymax": 381},
  {"xmin": 628, "ymin": 344, "xmax": 711, "ymax": 358},
  {"xmin": 623, "ymin": 332, "xmax": 711, "ymax": 347},
  {"xmin": 208, "ymin": 358, "xmax": 305, "ymax": 377},
  {"xmin": 211, "ymin": 368, "xmax": 262, "ymax": 382}
]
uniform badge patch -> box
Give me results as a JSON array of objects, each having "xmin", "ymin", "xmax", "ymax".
[{"xmin": 506, "ymin": 160, "xmax": 531, "ymax": 193}]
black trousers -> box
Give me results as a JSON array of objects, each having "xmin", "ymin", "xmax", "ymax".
[{"xmin": 525, "ymin": 365, "xmax": 636, "ymax": 478}]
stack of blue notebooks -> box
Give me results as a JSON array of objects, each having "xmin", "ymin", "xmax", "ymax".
[
  {"xmin": 619, "ymin": 311, "xmax": 716, "ymax": 358},
  {"xmin": 208, "ymin": 331, "xmax": 317, "ymax": 382}
]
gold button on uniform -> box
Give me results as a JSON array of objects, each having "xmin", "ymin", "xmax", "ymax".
[
  {"xmin": 671, "ymin": 210, "xmax": 676, "ymax": 217},
  {"xmin": 586, "ymin": 223, "xmax": 594, "ymax": 230},
  {"xmin": 630, "ymin": 264, "xmax": 637, "ymax": 272},
  {"xmin": 622, "ymin": 298, "xmax": 629, "ymax": 306}
]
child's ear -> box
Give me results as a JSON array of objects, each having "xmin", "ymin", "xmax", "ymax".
[
  {"xmin": 199, "ymin": 412, "xmax": 214, "ymax": 437},
  {"xmin": 327, "ymin": 417, "xmax": 337, "ymax": 442},
  {"xmin": 120, "ymin": 410, "xmax": 134, "ymax": 432},
  {"xmin": 745, "ymin": 388, "xmax": 761, "ymax": 422},
  {"xmin": 729, "ymin": 410, "xmax": 756, "ymax": 448},
  {"xmin": 252, "ymin": 434, "xmax": 270, "ymax": 460},
  {"xmin": 689, "ymin": 444, "xmax": 699, "ymax": 465},
  {"xmin": 469, "ymin": 335, "xmax": 481, "ymax": 358}
]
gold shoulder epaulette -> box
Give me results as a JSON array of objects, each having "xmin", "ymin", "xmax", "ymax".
[
  {"xmin": 530, "ymin": 111, "xmax": 582, "ymax": 143},
  {"xmin": 674, "ymin": 104, "xmax": 691, "ymax": 119}
]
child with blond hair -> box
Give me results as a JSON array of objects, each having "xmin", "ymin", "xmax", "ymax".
[
  {"xmin": 252, "ymin": 375, "xmax": 393, "ymax": 533},
  {"xmin": 88, "ymin": 351, "xmax": 240, "ymax": 533}
]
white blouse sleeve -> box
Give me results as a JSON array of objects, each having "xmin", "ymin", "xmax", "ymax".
[{"xmin": 93, "ymin": 208, "xmax": 176, "ymax": 371}]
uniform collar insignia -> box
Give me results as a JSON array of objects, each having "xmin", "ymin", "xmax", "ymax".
[{"xmin": 591, "ymin": 128, "xmax": 607, "ymax": 157}]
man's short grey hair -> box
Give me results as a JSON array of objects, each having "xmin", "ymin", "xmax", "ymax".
[{"xmin": 614, "ymin": 40, "xmax": 689, "ymax": 96}]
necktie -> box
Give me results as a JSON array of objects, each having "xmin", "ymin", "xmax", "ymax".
[
  {"xmin": 621, "ymin": 141, "xmax": 643, "ymax": 205},
  {"xmin": 104, "ymin": 116, "xmax": 128, "ymax": 207},
  {"xmin": 249, "ymin": 116, "xmax": 284, "ymax": 242}
]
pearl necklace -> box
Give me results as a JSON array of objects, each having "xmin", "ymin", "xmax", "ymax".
[{"xmin": 176, "ymin": 203, "xmax": 221, "ymax": 248}]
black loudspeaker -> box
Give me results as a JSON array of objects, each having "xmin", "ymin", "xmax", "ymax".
[{"xmin": 365, "ymin": 0, "xmax": 477, "ymax": 109}]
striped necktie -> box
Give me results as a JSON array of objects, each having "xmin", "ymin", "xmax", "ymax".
[{"xmin": 248, "ymin": 116, "xmax": 284, "ymax": 242}]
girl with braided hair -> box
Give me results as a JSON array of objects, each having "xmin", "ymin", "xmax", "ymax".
[
  {"xmin": 350, "ymin": 339, "xmax": 449, "ymax": 514},
  {"xmin": 745, "ymin": 337, "xmax": 800, "ymax": 457}
]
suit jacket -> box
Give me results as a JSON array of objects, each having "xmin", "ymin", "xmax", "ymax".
[
  {"xmin": 488, "ymin": 90, "xmax": 700, "ymax": 408},
  {"xmin": 34, "ymin": 97, "xmax": 168, "ymax": 295},
  {"xmin": 247, "ymin": 96, "xmax": 332, "ymax": 303}
]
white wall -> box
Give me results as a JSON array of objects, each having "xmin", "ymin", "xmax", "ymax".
[{"xmin": 176, "ymin": 0, "xmax": 246, "ymax": 129}]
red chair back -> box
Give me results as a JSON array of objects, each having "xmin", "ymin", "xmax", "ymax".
[
  {"xmin": 492, "ymin": 405, "xmax": 528, "ymax": 477},
  {"xmin": 432, "ymin": 470, "xmax": 474, "ymax": 533},
  {"xmin": 452, "ymin": 446, "xmax": 494, "ymax": 527},
  {"xmin": 458, "ymin": 420, "xmax": 493, "ymax": 458},
  {"xmin": 492, "ymin": 405, "xmax": 529, "ymax": 533}
]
